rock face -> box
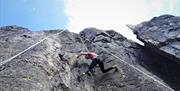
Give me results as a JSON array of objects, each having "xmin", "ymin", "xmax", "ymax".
[
  {"xmin": 79, "ymin": 28, "xmax": 170, "ymax": 91},
  {"xmin": 129, "ymin": 15, "xmax": 180, "ymax": 62},
  {"xmin": 127, "ymin": 14, "xmax": 180, "ymax": 91},
  {"xmin": 0, "ymin": 14, "xmax": 179, "ymax": 91}
]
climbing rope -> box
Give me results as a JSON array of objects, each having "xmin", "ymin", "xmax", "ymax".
[
  {"xmin": 0, "ymin": 30, "xmax": 66, "ymax": 67},
  {"xmin": 78, "ymin": 34, "xmax": 175, "ymax": 91},
  {"xmin": 77, "ymin": 34, "xmax": 94, "ymax": 91},
  {"xmin": 78, "ymin": 34, "xmax": 89, "ymax": 52}
]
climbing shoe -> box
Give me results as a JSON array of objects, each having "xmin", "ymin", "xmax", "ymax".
[{"xmin": 112, "ymin": 65, "xmax": 119, "ymax": 72}]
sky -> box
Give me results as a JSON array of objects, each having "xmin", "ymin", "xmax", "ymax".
[
  {"xmin": 0, "ymin": 0, "xmax": 68, "ymax": 30},
  {"xmin": 0, "ymin": 0, "xmax": 180, "ymax": 43}
]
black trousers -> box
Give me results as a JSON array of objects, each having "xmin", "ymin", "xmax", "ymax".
[{"xmin": 86, "ymin": 57, "xmax": 114, "ymax": 73}]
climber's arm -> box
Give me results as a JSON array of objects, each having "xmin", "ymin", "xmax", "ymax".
[{"xmin": 77, "ymin": 52, "xmax": 89, "ymax": 58}]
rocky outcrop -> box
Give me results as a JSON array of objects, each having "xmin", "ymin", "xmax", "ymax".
[
  {"xmin": 0, "ymin": 25, "xmax": 30, "ymax": 33},
  {"xmin": 1, "ymin": 14, "xmax": 180, "ymax": 91},
  {"xmin": 128, "ymin": 15, "xmax": 180, "ymax": 62},
  {"xmin": 0, "ymin": 26, "xmax": 63, "ymax": 62},
  {"xmin": 128, "ymin": 14, "xmax": 180, "ymax": 91},
  {"xmin": 0, "ymin": 28, "xmax": 87, "ymax": 91},
  {"xmin": 79, "ymin": 28, "xmax": 171, "ymax": 91}
]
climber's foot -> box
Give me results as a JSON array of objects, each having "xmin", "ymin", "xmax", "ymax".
[{"xmin": 112, "ymin": 65, "xmax": 119, "ymax": 72}]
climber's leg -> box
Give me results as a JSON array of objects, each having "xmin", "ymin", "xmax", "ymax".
[{"xmin": 98, "ymin": 61, "xmax": 115, "ymax": 73}]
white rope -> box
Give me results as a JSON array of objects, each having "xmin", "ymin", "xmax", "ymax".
[
  {"xmin": 78, "ymin": 35, "xmax": 89, "ymax": 52},
  {"xmin": 79, "ymin": 34, "xmax": 175, "ymax": 91},
  {"xmin": 78, "ymin": 34, "xmax": 95, "ymax": 91},
  {"xmin": 0, "ymin": 30, "xmax": 65, "ymax": 66}
]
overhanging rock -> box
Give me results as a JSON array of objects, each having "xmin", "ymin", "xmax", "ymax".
[{"xmin": 128, "ymin": 15, "xmax": 180, "ymax": 62}]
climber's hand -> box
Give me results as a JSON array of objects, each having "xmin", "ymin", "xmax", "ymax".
[{"xmin": 76, "ymin": 52, "xmax": 83, "ymax": 58}]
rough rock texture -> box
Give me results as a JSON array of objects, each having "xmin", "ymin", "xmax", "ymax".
[
  {"xmin": 0, "ymin": 28, "xmax": 87, "ymax": 91},
  {"xmin": 128, "ymin": 14, "xmax": 180, "ymax": 91},
  {"xmin": 129, "ymin": 15, "xmax": 180, "ymax": 62},
  {"xmin": 79, "ymin": 28, "xmax": 173, "ymax": 91},
  {"xmin": 139, "ymin": 46, "xmax": 180, "ymax": 91},
  {"xmin": 0, "ymin": 16, "xmax": 179, "ymax": 91},
  {"xmin": 0, "ymin": 25, "xmax": 61, "ymax": 62}
]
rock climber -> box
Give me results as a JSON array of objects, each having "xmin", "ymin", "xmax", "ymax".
[{"xmin": 77, "ymin": 51, "xmax": 118, "ymax": 75}]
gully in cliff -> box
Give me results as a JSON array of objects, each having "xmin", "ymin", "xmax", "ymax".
[{"xmin": 77, "ymin": 52, "xmax": 119, "ymax": 76}]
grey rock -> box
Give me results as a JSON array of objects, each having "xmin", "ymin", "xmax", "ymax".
[
  {"xmin": 0, "ymin": 25, "xmax": 60, "ymax": 63},
  {"xmin": 0, "ymin": 23, "xmax": 179, "ymax": 91},
  {"xmin": 0, "ymin": 25, "xmax": 30, "ymax": 33},
  {"xmin": 129, "ymin": 15, "xmax": 180, "ymax": 62},
  {"xmin": 80, "ymin": 28, "xmax": 173, "ymax": 91}
]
